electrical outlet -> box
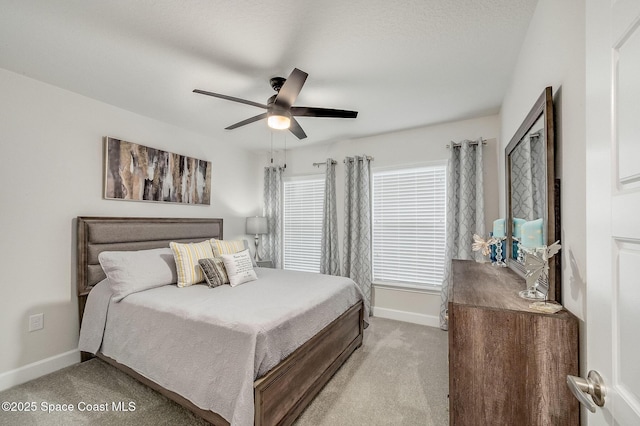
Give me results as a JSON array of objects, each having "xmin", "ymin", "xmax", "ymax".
[{"xmin": 29, "ymin": 313, "xmax": 44, "ymax": 332}]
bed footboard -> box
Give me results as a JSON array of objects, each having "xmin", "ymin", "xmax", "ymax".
[{"xmin": 254, "ymin": 300, "xmax": 364, "ymax": 426}]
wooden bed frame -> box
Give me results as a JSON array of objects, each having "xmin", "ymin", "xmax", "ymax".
[{"xmin": 76, "ymin": 216, "xmax": 364, "ymax": 426}]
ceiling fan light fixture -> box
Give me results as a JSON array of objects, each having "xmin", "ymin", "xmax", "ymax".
[{"xmin": 267, "ymin": 112, "xmax": 291, "ymax": 130}]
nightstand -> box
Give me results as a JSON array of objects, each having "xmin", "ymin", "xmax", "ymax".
[{"xmin": 256, "ymin": 260, "xmax": 274, "ymax": 268}]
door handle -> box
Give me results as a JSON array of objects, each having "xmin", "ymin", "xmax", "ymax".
[{"xmin": 566, "ymin": 370, "xmax": 606, "ymax": 413}]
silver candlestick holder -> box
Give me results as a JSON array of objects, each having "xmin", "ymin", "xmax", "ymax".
[{"xmin": 492, "ymin": 237, "xmax": 507, "ymax": 267}]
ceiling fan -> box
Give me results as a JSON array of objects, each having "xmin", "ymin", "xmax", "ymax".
[{"xmin": 193, "ymin": 68, "xmax": 358, "ymax": 140}]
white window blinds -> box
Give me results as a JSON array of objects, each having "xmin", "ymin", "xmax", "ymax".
[
  {"xmin": 372, "ymin": 165, "xmax": 447, "ymax": 287},
  {"xmin": 283, "ymin": 177, "xmax": 324, "ymax": 272}
]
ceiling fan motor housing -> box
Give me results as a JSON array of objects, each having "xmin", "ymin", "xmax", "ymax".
[{"xmin": 270, "ymin": 77, "xmax": 286, "ymax": 92}]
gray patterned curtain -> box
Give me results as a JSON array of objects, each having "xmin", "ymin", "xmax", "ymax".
[
  {"xmin": 511, "ymin": 138, "xmax": 535, "ymax": 220},
  {"xmin": 510, "ymin": 130, "xmax": 546, "ymax": 221},
  {"xmin": 262, "ymin": 166, "xmax": 283, "ymax": 268},
  {"xmin": 439, "ymin": 140, "xmax": 485, "ymax": 330},
  {"xmin": 529, "ymin": 131, "xmax": 546, "ymax": 221},
  {"xmin": 343, "ymin": 155, "xmax": 372, "ymax": 310},
  {"xmin": 320, "ymin": 159, "xmax": 340, "ymax": 275}
]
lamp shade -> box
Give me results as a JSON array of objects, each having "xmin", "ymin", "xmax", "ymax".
[
  {"xmin": 267, "ymin": 113, "xmax": 291, "ymax": 130},
  {"xmin": 246, "ymin": 216, "xmax": 268, "ymax": 235}
]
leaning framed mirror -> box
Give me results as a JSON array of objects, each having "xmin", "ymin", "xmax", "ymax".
[{"xmin": 505, "ymin": 86, "xmax": 561, "ymax": 302}]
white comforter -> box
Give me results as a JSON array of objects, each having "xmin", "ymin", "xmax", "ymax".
[{"xmin": 78, "ymin": 267, "xmax": 366, "ymax": 426}]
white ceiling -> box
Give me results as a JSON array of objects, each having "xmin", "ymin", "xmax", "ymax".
[{"xmin": 0, "ymin": 0, "xmax": 537, "ymax": 151}]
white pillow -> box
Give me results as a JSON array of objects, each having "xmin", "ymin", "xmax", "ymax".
[
  {"xmin": 219, "ymin": 249, "xmax": 258, "ymax": 287},
  {"xmin": 98, "ymin": 248, "xmax": 177, "ymax": 301}
]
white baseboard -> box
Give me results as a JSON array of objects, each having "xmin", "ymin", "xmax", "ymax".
[
  {"xmin": 0, "ymin": 349, "xmax": 80, "ymax": 392},
  {"xmin": 372, "ymin": 307, "xmax": 440, "ymax": 328}
]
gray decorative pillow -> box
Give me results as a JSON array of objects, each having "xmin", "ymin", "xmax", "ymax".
[
  {"xmin": 198, "ymin": 257, "xmax": 229, "ymax": 288},
  {"xmin": 98, "ymin": 247, "xmax": 177, "ymax": 302}
]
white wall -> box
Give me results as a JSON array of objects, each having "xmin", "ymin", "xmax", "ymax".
[
  {"xmin": 0, "ymin": 68, "xmax": 262, "ymax": 387},
  {"xmin": 499, "ymin": 0, "xmax": 586, "ymax": 320},
  {"xmin": 268, "ymin": 115, "xmax": 500, "ymax": 326}
]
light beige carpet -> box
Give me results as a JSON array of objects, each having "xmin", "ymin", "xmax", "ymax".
[
  {"xmin": 295, "ymin": 316, "xmax": 449, "ymax": 426},
  {"xmin": 0, "ymin": 317, "xmax": 448, "ymax": 425}
]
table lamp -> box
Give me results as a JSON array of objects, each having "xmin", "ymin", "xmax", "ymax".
[{"xmin": 246, "ymin": 216, "xmax": 268, "ymax": 261}]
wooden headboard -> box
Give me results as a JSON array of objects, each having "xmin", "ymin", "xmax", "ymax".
[{"xmin": 76, "ymin": 216, "xmax": 223, "ymax": 322}]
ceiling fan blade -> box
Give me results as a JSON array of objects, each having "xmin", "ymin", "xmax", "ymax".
[
  {"xmin": 225, "ymin": 113, "xmax": 268, "ymax": 130},
  {"xmin": 291, "ymin": 106, "xmax": 358, "ymax": 119},
  {"xmin": 274, "ymin": 68, "xmax": 308, "ymax": 108},
  {"xmin": 288, "ymin": 117, "xmax": 307, "ymax": 140},
  {"xmin": 193, "ymin": 89, "xmax": 268, "ymax": 109}
]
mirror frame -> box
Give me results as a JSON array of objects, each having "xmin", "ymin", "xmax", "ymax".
[{"xmin": 505, "ymin": 86, "xmax": 561, "ymax": 302}]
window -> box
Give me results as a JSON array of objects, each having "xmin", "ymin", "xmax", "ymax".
[
  {"xmin": 372, "ymin": 164, "xmax": 447, "ymax": 288},
  {"xmin": 283, "ymin": 176, "xmax": 324, "ymax": 272}
]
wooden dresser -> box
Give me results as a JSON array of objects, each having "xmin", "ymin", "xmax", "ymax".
[{"xmin": 448, "ymin": 259, "xmax": 579, "ymax": 425}]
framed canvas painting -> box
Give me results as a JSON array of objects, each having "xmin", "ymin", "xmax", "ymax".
[{"xmin": 104, "ymin": 137, "xmax": 211, "ymax": 205}]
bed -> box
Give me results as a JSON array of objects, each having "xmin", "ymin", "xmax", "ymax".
[{"xmin": 76, "ymin": 217, "xmax": 366, "ymax": 426}]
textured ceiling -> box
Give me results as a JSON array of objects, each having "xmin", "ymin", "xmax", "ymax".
[{"xmin": 0, "ymin": 0, "xmax": 537, "ymax": 151}]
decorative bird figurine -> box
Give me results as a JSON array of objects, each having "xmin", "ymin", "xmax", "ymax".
[
  {"xmin": 524, "ymin": 241, "xmax": 561, "ymax": 288},
  {"xmin": 471, "ymin": 234, "xmax": 498, "ymax": 257}
]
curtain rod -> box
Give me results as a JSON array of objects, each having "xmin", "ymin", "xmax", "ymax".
[
  {"xmin": 312, "ymin": 159, "xmax": 338, "ymax": 168},
  {"xmin": 446, "ymin": 138, "xmax": 487, "ymax": 149},
  {"xmin": 313, "ymin": 156, "xmax": 374, "ymax": 166},
  {"xmin": 343, "ymin": 155, "xmax": 374, "ymax": 163}
]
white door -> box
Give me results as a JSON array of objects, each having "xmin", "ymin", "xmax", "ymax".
[{"xmin": 584, "ymin": 0, "xmax": 640, "ymax": 424}]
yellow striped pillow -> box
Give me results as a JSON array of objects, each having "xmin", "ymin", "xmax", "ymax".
[
  {"xmin": 210, "ymin": 239, "xmax": 257, "ymax": 267},
  {"xmin": 170, "ymin": 240, "xmax": 214, "ymax": 287},
  {"xmin": 210, "ymin": 239, "xmax": 246, "ymax": 256}
]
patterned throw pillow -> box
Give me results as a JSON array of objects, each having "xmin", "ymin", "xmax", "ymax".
[
  {"xmin": 219, "ymin": 249, "xmax": 258, "ymax": 287},
  {"xmin": 210, "ymin": 239, "xmax": 257, "ymax": 267},
  {"xmin": 198, "ymin": 257, "xmax": 229, "ymax": 288},
  {"xmin": 169, "ymin": 240, "xmax": 214, "ymax": 287}
]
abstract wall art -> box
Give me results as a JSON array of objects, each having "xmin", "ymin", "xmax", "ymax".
[{"xmin": 104, "ymin": 137, "xmax": 212, "ymax": 205}]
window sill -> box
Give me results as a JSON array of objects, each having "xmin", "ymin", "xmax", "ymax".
[{"xmin": 372, "ymin": 281, "xmax": 442, "ymax": 295}]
